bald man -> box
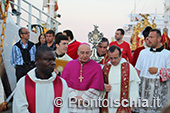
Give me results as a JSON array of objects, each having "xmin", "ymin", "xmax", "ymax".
[{"xmin": 61, "ymin": 43, "xmax": 104, "ymax": 113}]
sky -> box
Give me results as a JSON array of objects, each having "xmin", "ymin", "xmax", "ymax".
[{"xmin": 28, "ymin": 0, "xmax": 164, "ymax": 43}]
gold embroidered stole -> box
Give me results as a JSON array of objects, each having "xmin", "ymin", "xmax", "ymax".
[
  {"xmin": 116, "ymin": 62, "xmax": 130, "ymax": 113},
  {"xmin": 101, "ymin": 63, "xmax": 111, "ymax": 113},
  {"xmin": 100, "ymin": 53, "xmax": 109, "ymax": 65},
  {"xmin": 101, "ymin": 62, "xmax": 130, "ymax": 113}
]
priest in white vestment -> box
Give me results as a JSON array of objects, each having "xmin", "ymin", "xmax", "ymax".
[
  {"xmin": 101, "ymin": 45, "xmax": 140, "ymax": 113},
  {"xmin": 13, "ymin": 46, "xmax": 70, "ymax": 113},
  {"xmin": 135, "ymin": 29, "xmax": 170, "ymax": 113}
]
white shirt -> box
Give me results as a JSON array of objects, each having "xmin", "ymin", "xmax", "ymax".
[{"xmin": 135, "ymin": 48, "xmax": 170, "ymax": 78}]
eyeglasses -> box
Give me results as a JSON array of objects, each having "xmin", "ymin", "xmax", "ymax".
[{"xmin": 22, "ymin": 32, "xmax": 30, "ymax": 34}]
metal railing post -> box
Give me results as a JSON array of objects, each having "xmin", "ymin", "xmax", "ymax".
[
  {"xmin": 17, "ymin": 0, "xmax": 21, "ymax": 25},
  {"xmin": 10, "ymin": 0, "xmax": 60, "ymax": 32},
  {"xmin": 38, "ymin": 11, "xmax": 42, "ymax": 25},
  {"xmin": 28, "ymin": 4, "xmax": 32, "ymax": 32}
]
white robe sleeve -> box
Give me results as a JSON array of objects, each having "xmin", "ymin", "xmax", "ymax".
[
  {"xmin": 129, "ymin": 64, "xmax": 141, "ymax": 101},
  {"xmin": 68, "ymin": 88, "xmax": 77, "ymax": 99},
  {"xmin": 159, "ymin": 54, "xmax": 170, "ymax": 81},
  {"xmin": 81, "ymin": 88, "xmax": 100, "ymax": 100},
  {"xmin": 68, "ymin": 88, "xmax": 104, "ymax": 105},
  {"xmin": 68, "ymin": 88, "xmax": 99, "ymax": 100},
  {"xmin": 12, "ymin": 77, "xmax": 30, "ymax": 113},
  {"xmin": 81, "ymin": 88, "xmax": 104, "ymax": 107}
]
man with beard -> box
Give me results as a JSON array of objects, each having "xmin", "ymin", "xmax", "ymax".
[
  {"xmin": 44, "ymin": 30, "xmax": 56, "ymax": 50},
  {"xmin": 136, "ymin": 29, "xmax": 170, "ymax": 113}
]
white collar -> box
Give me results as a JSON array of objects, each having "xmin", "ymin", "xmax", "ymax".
[
  {"xmin": 68, "ymin": 38, "xmax": 76, "ymax": 45},
  {"xmin": 27, "ymin": 68, "xmax": 57, "ymax": 83}
]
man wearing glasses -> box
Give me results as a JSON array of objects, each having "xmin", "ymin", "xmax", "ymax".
[{"xmin": 11, "ymin": 27, "xmax": 36, "ymax": 82}]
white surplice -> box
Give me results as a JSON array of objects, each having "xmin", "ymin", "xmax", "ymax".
[
  {"xmin": 69, "ymin": 88, "xmax": 105, "ymax": 113},
  {"xmin": 107, "ymin": 58, "xmax": 140, "ymax": 113},
  {"xmin": 13, "ymin": 68, "xmax": 70, "ymax": 113},
  {"xmin": 136, "ymin": 48, "xmax": 170, "ymax": 79},
  {"xmin": 135, "ymin": 48, "xmax": 170, "ymax": 113},
  {"xmin": 56, "ymin": 53, "xmax": 72, "ymax": 61}
]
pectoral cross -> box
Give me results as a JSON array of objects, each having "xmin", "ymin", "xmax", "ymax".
[
  {"xmin": 78, "ymin": 63, "xmax": 84, "ymax": 82},
  {"xmin": 79, "ymin": 75, "xmax": 84, "ymax": 82}
]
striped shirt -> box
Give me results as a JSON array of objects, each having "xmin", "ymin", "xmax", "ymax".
[{"xmin": 11, "ymin": 40, "xmax": 36, "ymax": 68}]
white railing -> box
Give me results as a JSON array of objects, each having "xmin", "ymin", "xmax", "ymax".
[{"xmin": 9, "ymin": 0, "xmax": 61, "ymax": 33}]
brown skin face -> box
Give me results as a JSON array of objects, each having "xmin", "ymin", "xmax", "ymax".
[{"xmin": 35, "ymin": 51, "xmax": 56, "ymax": 79}]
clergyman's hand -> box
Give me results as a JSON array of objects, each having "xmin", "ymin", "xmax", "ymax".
[
  {"xmin": 75, "ymin": 96, "xmax": 84, "ymax": 105},
  {"xmin": 104, "ymin": 84, "xmax": 112, "ymax": 92},
  {"xmin": 148, "ymin": 67, "xmax": 158, "ymax": 74}
]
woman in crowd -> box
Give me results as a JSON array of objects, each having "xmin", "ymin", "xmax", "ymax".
[{"xmin": 36, "ymin": 34, "xmax": 46, "ymax": 49}]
